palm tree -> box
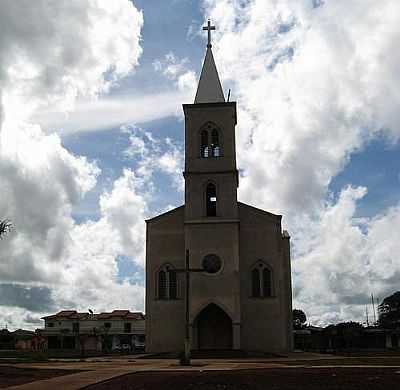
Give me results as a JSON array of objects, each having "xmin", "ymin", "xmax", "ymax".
[{"xmin": 0, "ymin": 219, "xmax": 12, "ymax": 239}]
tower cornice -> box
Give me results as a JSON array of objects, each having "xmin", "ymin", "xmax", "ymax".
[
  {"xmin": 183, "ymin": 101, "xmax": 236, "ymax": 109},
  {"xmin": 183, "ymin": 102, "xmax": 237, "ymax": 125}
]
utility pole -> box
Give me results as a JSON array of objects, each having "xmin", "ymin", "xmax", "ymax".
[
  {"xmin": 371, "ymin": 293, "xmax": 377, "ymax": 325},
  {"xmin": 169, "ymin": 250, "xmax": 204, "ymax": 365}
]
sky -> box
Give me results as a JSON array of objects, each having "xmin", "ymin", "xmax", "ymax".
[{"xmin": 0, "ymin": 0, "xmax": 400, "ymax": 330}]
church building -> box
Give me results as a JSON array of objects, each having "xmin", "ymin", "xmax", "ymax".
[{"xmin": 145, "ymin": 22, "xmax": 293, "ymax": 354}]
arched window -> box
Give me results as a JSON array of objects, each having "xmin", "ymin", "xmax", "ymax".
[
  {"xmin": 263, "ymin": 268, "xmax": 272, "ymax": 297},
  {"xmin": 200, "ymin": 123, "xmax": 222, "ymax": 158},
  {"xmin": 157, "ymin": 265, "xmax": 178, "ymax": 300},
  {"xmin": 252, "ymin": 268, "xmax": 261, "ymax": 297},
  {"xmin": 211, "ymin": 129, "xmax": 220, "ymax": 157},
  {"xmin": 206, "ymin": 183, "xmax": 217, "ymax": 217},
  {"xmin": 158, "ymin": 270, "xmax": 167, "ymax": 299},
  {"xmin": 169, "ymin": 269, "xmax": 177, "ymax": 299},
  {"xmin": 201, "ymin": 130, "xmax": 209, "ymax": 158},
  {"xmin": 251, "ymin": 261, "xmax": 273, "ymax": 298}
]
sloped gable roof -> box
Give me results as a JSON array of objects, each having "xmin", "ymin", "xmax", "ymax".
[
  {"xmin": 146, "ymin": 205, "xmax": 184, "ymax": 223},
  {"xmin": 238, "ymin": 202, "xmax": 282, "ymax": 221}
]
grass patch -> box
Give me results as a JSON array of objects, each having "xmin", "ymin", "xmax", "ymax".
[{"xmin": 0, "ymin": 349, "xmax": 124, "ymax": 363}]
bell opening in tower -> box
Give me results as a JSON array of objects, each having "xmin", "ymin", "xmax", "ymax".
[{"xmin": 206, "ymin": 183, "xmax": 217, "ymax": 216}]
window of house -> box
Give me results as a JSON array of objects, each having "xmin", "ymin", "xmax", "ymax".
[
  {"xmin": 72, "ymin": 323, "xmax": 79, "ymax": 333},
  {"xmin": 47, "ymin": 322, "xmax": 54, "ymax": 328},
  {"xmin": 251, "ymin": 261, "xmax": 273, "ymax": 298},
  {"xmin": 124, "ymin": 323, "xmax": 132, "ymax": 333},
  {"xmin": 157, "ymin": 265, "xmax": 179, "ymax": 300},
  {"xmin": 206, "ymin": 183, "xmax": 217, "ymax": 216},
  {"xmin": 104, "ymin": 322, "xmax": 111, "ymax": 329}
]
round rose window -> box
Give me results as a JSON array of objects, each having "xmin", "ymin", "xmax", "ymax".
[{"xmin": 202, "ymin": 254, "xmax": 222, "ymax": 274}]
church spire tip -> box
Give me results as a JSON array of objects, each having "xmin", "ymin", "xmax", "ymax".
[{"xmin": 194, "ymin": 20, "xmax": 225, "ymax": 104}]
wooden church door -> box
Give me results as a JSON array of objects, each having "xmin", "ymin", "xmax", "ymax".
[{"xmin": 197, "ymin": 304, "xmax": 232, "ymax": 350}]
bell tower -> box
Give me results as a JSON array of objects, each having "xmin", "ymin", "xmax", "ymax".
[
  {"xmin": 183, "ymin": 21, "xmax": 241, "ymax": 350},
  {"xmin": 183, "ymin": 21, "xmax": 238, "ymax": 222}
]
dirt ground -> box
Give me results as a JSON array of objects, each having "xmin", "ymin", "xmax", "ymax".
[
  {"xmin": 1, "ymin": 354, "xmax": 400, "ymax": 390},
  {"xmin": 86, "ymin": 368, "xmax": 400, "ymax": 390},
  {"xmin": 283, "ymin": 356, "xmax": 400, "ymax": 366},
  {"xmin": 0, "ymin": 366, "xmax": 83, "ymax": 388}
]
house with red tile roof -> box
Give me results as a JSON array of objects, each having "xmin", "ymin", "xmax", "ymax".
[{"xmin": 40, "ymin": 310, "xmax": 145, "ymax": 353}]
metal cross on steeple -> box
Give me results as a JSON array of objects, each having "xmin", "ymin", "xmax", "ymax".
[{"xmin": 203, "ymin": 19, "xmax": 216, "ymax": 48}]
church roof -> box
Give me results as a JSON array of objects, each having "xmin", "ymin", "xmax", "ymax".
[
  {"xmin": 194, "ymin": 46, "xmax": 225, "ymax": 104},
  {"xmin": 146, "ymin": 205, "xmax": 184, "ymax": 223},
  {"xmin": 238, "ymin": 202, "xmax": 282, "ymax": 221}
]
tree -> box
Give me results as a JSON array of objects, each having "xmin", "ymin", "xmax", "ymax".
[
  {"xmin": 0, "ymin": 219, "xmax": 12, "ymax": 239},
  {"xmin": 293, "ymin": 309, "xmax": 307, "ymax": 329},
  {"xmin": 378, "ymin": 291, "xmax": 400, "ymax": 329}
]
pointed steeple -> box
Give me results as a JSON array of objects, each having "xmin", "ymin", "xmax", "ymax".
[{"xmin": 194, "ymin": 20, "xmax": 225, "ymax": 104}]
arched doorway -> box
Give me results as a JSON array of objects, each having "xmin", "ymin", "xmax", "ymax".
[{"xmin": 196, "ymin": 304, "xmax": 232, "ymax": 350}]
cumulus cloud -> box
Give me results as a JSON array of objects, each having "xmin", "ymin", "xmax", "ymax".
[
  {"xmin": 0, "ymin": 121, "xmax": 100, "ymax": 284},
  {"xmin": 203, "ymin": 0, "xmax": 400, "ymax": 323},
  {"xmin": 205, "ymin": 0, "xmax": 400, "ymax": 214},
  {"xmin": 0, "ymin": 0, "xmax": 145, "ymax": 329},
  {"xmin": 0, "ymin": 0, "xmax": 143, "ymax": 123},
  {"xmin": 153, "ymin": 52, "xmax": 197, "ymax": 95},
  {"xmin": 99, "ymin": 169, "xmax": 147, "ymax": 262},
  {"xmin": 50, "ymin": 168, "xmax": 148, "ymax": 314},
  {"xmin": 35, "ymin": 52, "xmax": 198, "ymax": 135},
  {"xmin": 2, "ymin": 0, "xmax": 399, "ymax": 330},
  {"xmin": 33, "ymin": 51, "xmax": 197, "ymax": 134},
  {"xmin": 123, "ymin": 125, "xmax": 184, "ymax": 192},
  {"xmin": 294, "ymin": 186, "xmax": 400, "ymax": 325}
]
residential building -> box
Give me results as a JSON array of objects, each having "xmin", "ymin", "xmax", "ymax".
[{"xmin": 41, "ymin": 310, "xmax": 145, "ymax": 352}]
